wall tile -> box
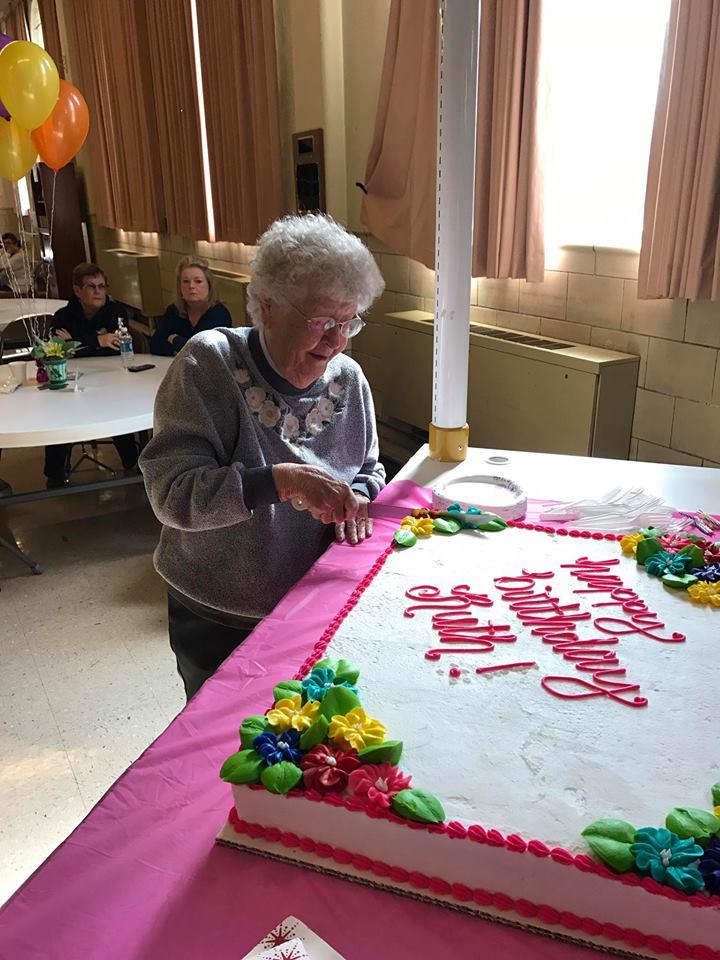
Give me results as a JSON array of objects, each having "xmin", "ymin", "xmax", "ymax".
[
  {"xmin": 378, "ymin": 253, "xmax": 410, "ymax": 294},
  {"xmin": 567, "ymin": 273, "xmax": 623, "ymax": 327},
  {"xmin": 409, "ymin": 259, "xmax": 435, "ymax": 299},
  {"xmin": 685, "ymin": 300, "xmax": 720, "ymax": 348},
  {"xmin": 475, "ymin": 277, "xmax": 520, "ymax": 312},
  {"xmin": 632, "ymin": 389, "xmax": 675, "ymax": 447},
  {"xmin": 494, "ymin": 310, "xmax": 541, "ymax": 334},
  {"xmin": 589, "ymin": 327, "xmax": 649, "ymax": 386},
  {"xmin": 621, "ymin": 280, "xmax": 686, "ymax": 339},
  {"xmin": 469, "ymin": 305, "xmax": 497, "ymax": 327},
  {"xmin": 539, "ymin": 317, "xmax": 591, "ymax": 344},
  {"xmin": 671, "ymin": 398, "xmax": 720, "ymax": 462},
  {"xmin": 545, "ymin": 245, "xmax": 595, "ymax": 274},
  {"xmin": 645, "ymin": 338, "xmax": 717, "ymax": 403},
  {"xmin": 594, "ymin": 247, "xmax": 640, "ymax": 280},
  {"xmin": 518, "ymin": 270, "xmax": 567, "ymax": 320},
  {"xmin": 636, "ymin": 440, "xmax": 702, "ymax": 467}
]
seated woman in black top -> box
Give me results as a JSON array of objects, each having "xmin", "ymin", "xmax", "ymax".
[{"xmin": 149, "ymin": 256, "xmax": 231, "ymax": 356}]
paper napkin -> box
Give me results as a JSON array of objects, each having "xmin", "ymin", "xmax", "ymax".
[{"xmin": 241, "ymin": 916, "xmax": 346, "ymax": 960}]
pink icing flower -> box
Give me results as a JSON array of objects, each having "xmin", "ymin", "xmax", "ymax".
[
  {"xmin": 300, "ymin": 744, "xmax": 360, "ymax": 793},
  {"xmin": 658, "ymin": 534, "xmax": 691, "ymax": 552},
  {"xmin": 696, "ymin": 539, "xmax": 720, "ymax": 563},
  {"xmin": 348, "ymin": 763, "xmax": 412, "ymax": 810}
]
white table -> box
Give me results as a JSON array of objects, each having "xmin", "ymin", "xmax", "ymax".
[
  {"xmin": 0, "ymin": 354, "xmax": 173, "ymax": 447},
  {"xmin": 395, "ymin": 445, "xmax": 720, "ymax": 512},
  {"xmin": 0, "ymin": 353, "xmax": 173, "ymax": 574},
  {"xmin": 0, "ymin": 298, "xmax": 67, "ymax": 333}
]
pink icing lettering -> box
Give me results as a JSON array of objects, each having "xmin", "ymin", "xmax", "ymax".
[
  {"xmin": 542, "ymin": 675, "xmax": 648, "ymax": 708},
  {"xmin": 593, "ymin": 615, "xmax": 685, "ymax": 643}
]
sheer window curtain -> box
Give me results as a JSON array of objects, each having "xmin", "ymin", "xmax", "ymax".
[
  {"xmin": 638, "ymin": 0, "xmax": 720, "ymax": 300},
  {"xmin": 196, "ymin": 0, "xmax": 284, "ymax": 244},
  {"xmin": 38, "ymin": 0, "xmax": 64, "ymax": 77},
  {"xmin": 69, "ymin": 0, "xmax": 162, "ymax": 232},
  {"xmin": 361, "ymin": 0, "xmax": 544, "ymax": 280}
]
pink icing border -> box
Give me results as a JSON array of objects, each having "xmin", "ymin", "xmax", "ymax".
[{"xmin": 234, "ymin": 521, "xmax": 720, "ymax": 958}]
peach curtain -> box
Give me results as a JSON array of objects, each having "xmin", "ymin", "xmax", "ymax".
[
  {"xmin": 196, "ymin": 0, "xmax": 284, "ymax": 243},
  {"xmin": 638, "ymin": 0, "xmax": 720, "ymax": 300},
  {"xmin": 69, "ymin": 0, "xmax": 162, "ymax": 231},
  {"xmin": 3, "ymin": 0, "xmax": 28, "ymax": 41},
  {"xmin": 145, "ymin": 0, "xmax": 208, "ymax": 240},
  {"xmin": 38, "ymin": 0, "xmax": 64, "ymax": 78},
  {"xmin": 362, "ymin": 0, "xmax": 544, "ymax": 280}
]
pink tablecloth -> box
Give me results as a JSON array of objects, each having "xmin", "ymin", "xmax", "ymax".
[{"xmin": 0, "ymin": 481, "xmax": 603, "ymax": 960}]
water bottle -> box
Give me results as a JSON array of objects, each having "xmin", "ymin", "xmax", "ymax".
[{"xmin": 118, "ymin": 318, "xmax": 134, "ymax": 369}]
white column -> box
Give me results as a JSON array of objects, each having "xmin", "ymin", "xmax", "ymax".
[{"xmin": 431, "ymin": 0, "xmax": 480, "ymax": 460}]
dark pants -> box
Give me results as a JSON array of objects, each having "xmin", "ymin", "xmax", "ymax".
[
  {"xmin": 43, "ymin": 434, "xmax": 138, "ymax": 480},
  {"xmin": 167, "ymin": 592, "xmax": 257, "ymax": 701}
]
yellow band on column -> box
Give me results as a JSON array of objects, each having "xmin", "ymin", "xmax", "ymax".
[{"xmin": 428, "ymin": 423, "xmax": 469, "ymax": 462}]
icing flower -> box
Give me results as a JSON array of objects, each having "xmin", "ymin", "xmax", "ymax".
[
  {"xmin": 400, "ymin": 516, "xmax": 435, "ymax": 537},
  {"xmin": 645, "ymin": 550, "xmax": 693, "ymax": 577},
  {"xmin": 234, "ymin": 367, "xmax": 251, "ymax": 385},
  {"xmin": 301, "ymin": 666, "xmax": 358, "ymax": 703},
  {"xmin": 693, "ymin": 562, "xmax": 720, "ymax": 584},
  {"xmin": 328, "ymin": 707, "xmax": 387, "ymax": 751},
  {"xmin": 348, "ymin": 762, "xmax": 412, "ymax": 810},
  {"xmin": 305, "ymin": 408, "xmax": 323, "ymax": 435},
  {"xmin": 281, "ymin": 413, "xmax": 300, "ymax": 440},
  {"xmin": 658, "ymin": 533, "xmax": 692, "ymax": 552},
  {"xmin": 316, "ymin": 397, "xmax": 335, "ymax": 421},
  {"xmin": 699, "ymin": 540, "xmax": 720, "ymax": 564},
  {"xmin": 688, "ymin": 581, "xmax": 720, "ymax": 606},
  {"xmin": 620, "ymin": 532, "xmax": 644, "ymax": 556},
  {"xmin": 328, "ymin": 380, "xmax": 344, "ymax": 398},
  {"xmin": 699, "ymin": 837, "xmax": 720, "ymax": 895},
  {"xmin": 259, "ymin": 399, "xmax": 281, "ymax": 428},
  {"xmin": 300, "ymin": 744, "xmax": 360, "ymax": 792},
  {"xmin": 266, "ymin": 695, "xmax": 319, "ymax": 733},
  {"xmin": 245, "ymin": 386, "xmax": 266, "ymax": 412},
  {"xmin": 253, "ymin": 729, "xmax": 304, "ymax": 766},
  {"xmin": 631, "ymin": 827, "xmax": 704, "ymax": 894}
]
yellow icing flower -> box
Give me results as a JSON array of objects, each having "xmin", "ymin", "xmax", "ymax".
[
  {"xmin": 400, "ymin": 515, "xmax": 435, "ymax": 537},
  {"xmin": 266, "ymin": 695, "xmax": 319, "ymax": 733},
  {"xmin": 328, "ymin": 707, "xmax": 387, "ymax": 750},
  {"xmin": 715, "ymin": 806, "xmax": 720, "ymax": 818},
  {"xmin": 620, "ymin": 532, "xmax": 644, "ymax": 556},
  {"xmin": 687, "ymin": 581, "xmax": 720, "ymax": 605}
]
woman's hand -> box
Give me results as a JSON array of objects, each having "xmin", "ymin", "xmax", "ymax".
[
  {"xmin": 335, "ymin": 494, "xmax": 373, "ymax": 545},
  {"xmin": 273, "ymin": 463, "xmax": 359, "ymax": 524},
  {"xmin": 98, "ymin": 331, "xmax": 120, "ymax": 349},
  {"xmin": 54, "ymin": 327, "xmax": 72, "ymax": 341}
]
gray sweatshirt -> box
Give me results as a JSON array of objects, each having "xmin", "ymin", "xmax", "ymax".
[{"xmin": 140, "ymin": 326, "xmax": 385, "ymax": 620}]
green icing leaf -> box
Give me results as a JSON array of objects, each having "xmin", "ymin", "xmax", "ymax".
[
  {"xmin": 433, "ymin": 517, "xmax": 461, "ymax": 535},
  {"xmin": 394, "ymin": 528, "xmax": 417, "ymax": 548},
  {"xmin": 261, "ymin": 761, "xmax": 303, "ymax": 794},
  {"xmin": 678, "ymin": 543, "xmax": 705, "ymax": 568},
  {"xmin": 273, "ymin": 679, "xmax": 303, "ymax": 703},
  {"xmin": 313, "ymin": 658, "xmax": 337, "ymax": 673},
  {"xmin": 662, "ymin": 572, "xmax": 697, "ymax": 590},
  {"xmin": 639, "ymin": 526, "xmax": 664, "ymax": 539},
  {"xmin": 358, "ymin": 740, "xmax": 403, "ymax": 765},
  {"xmin": 335, "ymin": 659, "xmax": 360, "ymax": 685},
  {"xmin": 636, "ymin": 537, "xmax": 662, "ymax": 565},
  {"xmin": 391, "ymin": 788, "xmax": 445, "ymax": 824},
  {"xmin": 712, "ymin": 783, "xmax": 720, "ymax": 807},
  {"xmin": 666, "ymin": 807, "xmax": 720, "ymax": 842},
  {"xmin": 239, "ymin": 715, "xmax": 270, "ymax": 749},
  {"xmin": 299, "ymin": 715, "xmax": 329, "ymax": 749},
  {"xmin": 220, "ymin": 749, "xmax": 264, "ymax": 784},
  {"xmin": 581, "ymin": 819, "xmax": 637, "ymax": 873},
  {"xmin": 320, "ymin": 685, "xmax": 361, "ymax": 721}
]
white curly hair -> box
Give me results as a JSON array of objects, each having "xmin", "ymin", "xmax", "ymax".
[{"xmin": 246, "ymin": 214, "xmax": 385, "ymax": 325}]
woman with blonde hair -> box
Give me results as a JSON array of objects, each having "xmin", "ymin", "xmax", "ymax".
[{"xmin": 149, "ymin": 255, "xmax": 231, "ymax": 356}]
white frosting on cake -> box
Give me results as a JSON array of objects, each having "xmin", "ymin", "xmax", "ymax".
[{"xmin": 323, "ymin": 528, "xmax": 719, "ymax": 851}]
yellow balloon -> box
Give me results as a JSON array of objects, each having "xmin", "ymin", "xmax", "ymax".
[
  {"xmin": 0, "ymin": 118, "xmax": 37, "ymax": 181},
  {"xmin": 0, "ymin": 41, "xmax": 59, "ymax": 130}
]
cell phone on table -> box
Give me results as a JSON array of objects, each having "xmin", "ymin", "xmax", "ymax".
[{"xmin": 127, "ymin": 364, "xmax": 155, "ymax": 373}]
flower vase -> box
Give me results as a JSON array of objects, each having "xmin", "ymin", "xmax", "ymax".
[{"xmin": 45, "ymin": 356, "xmax": 68, "ymax": 390}]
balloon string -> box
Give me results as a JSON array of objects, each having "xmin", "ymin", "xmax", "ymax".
[{"xmin": 45, "ymin": 169, "xmax": 58, "ymax": 320}]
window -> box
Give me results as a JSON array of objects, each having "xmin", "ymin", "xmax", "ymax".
[{"xmin": 540, "ymin": 0, "xmax": 671, "ymax": 251}]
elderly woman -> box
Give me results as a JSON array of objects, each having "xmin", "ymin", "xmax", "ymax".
[
  {"xmin": 140, "ymin": 215, "xmax": 386, "ymax": 699},
  {"xmin": 149, "ymin": 256, "xmax": 231, "ymax": 356}
]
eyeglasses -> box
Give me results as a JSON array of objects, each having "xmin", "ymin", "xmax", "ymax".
[
  {"xmin": 83, "ymin": 282, "xmax": 107, "ymax": 292},
  {"xmin": 280, "ymin": 296, "xmax": 365, "ymax": 339}
]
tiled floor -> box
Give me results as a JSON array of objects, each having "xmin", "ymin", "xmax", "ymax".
[{"xmin": 0, "ymin": 446, "xmax": 184, "ymax": 906}]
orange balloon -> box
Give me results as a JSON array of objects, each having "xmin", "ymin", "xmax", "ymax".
[{"xmin": 31, "ymin": 79, "xmax": 89, "ymax": 171}]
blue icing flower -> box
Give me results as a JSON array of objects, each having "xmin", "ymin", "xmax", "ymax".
[
  {"xmin": 301, "ymin": 667, "xmax": 358, "ymax": 702},
  {"xmin": 645, "ymin": 551, "xmax": 693, "ymax": 577},
  {"xmin": 695, "ymin": 563, "xmax": 720, "ymax": 584},
  {"xmin": 253, "ymin": 729, "xmax": 303, "ymax": 765},
  {"xmin": 699, "ymin": 838, "xmax": 720, "ymax": 895},
  {"xmin": 631, "ymin": 827, "xmax": 705, "ymax": 894}
]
